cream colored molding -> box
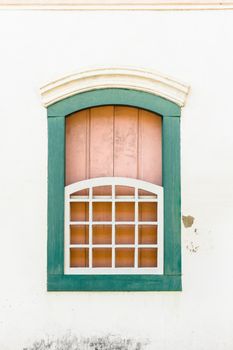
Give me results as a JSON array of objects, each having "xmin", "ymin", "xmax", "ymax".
[
  {"xmin": 40, "ymin": 67, "xmax": 190, "ymax": 108},
  {"xmin": 1, "ymin": 0, "xmax": 233, "ymax": 10}
]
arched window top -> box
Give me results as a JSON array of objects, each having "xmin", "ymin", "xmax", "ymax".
[{"xmin": 40, "ymin": 67, "xmax": 190, "ymax": 109}]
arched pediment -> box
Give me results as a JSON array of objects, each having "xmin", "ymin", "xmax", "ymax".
[{"xmin": 40, "ymin": 67, "xmax": 190, "ymax": 107}]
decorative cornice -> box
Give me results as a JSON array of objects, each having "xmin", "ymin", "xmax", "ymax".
[
  {"xmin": 1, "ymin": 1, "xmax": 233, "ymax": 10},
  {"xmin": 40, "ymin": 67, "xmax": 190, "ymax": 108}
]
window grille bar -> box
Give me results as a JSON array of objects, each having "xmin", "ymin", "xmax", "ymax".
[
  {"xmin": 89, "ymin": 187, "xmax": 93, "ymax": 268},
  {"xmin": 112, "ymin": 185, "xmax": 116, "ymax": 268},
  {"xmin": 135, "ymin": 187, "xmax": 139, "ymax": 268},
  {"xmin": 65, "ymin": 177, "xmax": 163, "ymax": 275},
  {"xmin": 69, "ymin": 244, "xmax": 158, "ymax": 248},
  {"xmin": 69, "ymin": 221, "xmax": 158, "ymax": 225}
]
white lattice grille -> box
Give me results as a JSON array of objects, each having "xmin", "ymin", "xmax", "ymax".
[{"xmin": 65, "ymin": 177, "xmax": 163, "ymax": 274}]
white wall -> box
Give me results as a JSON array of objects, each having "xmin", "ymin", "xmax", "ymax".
[{"xmin": 0, "ymin": 9, "xmax": 233, "ymax": 350}]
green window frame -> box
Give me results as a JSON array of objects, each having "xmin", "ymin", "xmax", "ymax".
[{"xmin": 47, "ymin": 88, "xmax": 181, "ymax": 291}]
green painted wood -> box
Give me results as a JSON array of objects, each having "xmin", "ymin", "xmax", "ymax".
[
  {"xmin": 48, "ymin": 89, "xmax": 180, "ymax": 117},
  {"xmin": 48, "ymin": 274, "xmax": 181, "ymax": 291},
  {"xmin": 47, "ymin": 88, "xmax": 182, "ymax": 291},
  {"xmin": 47, "ymin": 116, "xmax": 65, "ymax": 275},
  {"xmin": 163, "ymin": 116, "xmax": 181, "ymax": 275}
]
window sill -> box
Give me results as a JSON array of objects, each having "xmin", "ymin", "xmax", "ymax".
[{"xmin": 47, "ymin": 274, "xmax": 182, "ymax": 291}]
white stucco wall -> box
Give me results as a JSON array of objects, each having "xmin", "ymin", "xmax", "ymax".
[{"xmin": 0, "ymin": 9, "xmax": 233, "ymax": 350}]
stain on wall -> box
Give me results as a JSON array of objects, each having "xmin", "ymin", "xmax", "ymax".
[
  {"xmin": 182, "ymin": 215, "xmax": 195, "ymax": 228},
  {"xmin": 23, "ymin": 334, "xmax": 148, "ymax": 350}
]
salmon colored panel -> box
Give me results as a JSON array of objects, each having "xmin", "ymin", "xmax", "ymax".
[
  {"xmin": 138, "ymin": 225, "xmax": 157, "ymax": 244},
  {"xmin": 66, "ymin": 106, "xmax": 162, "ymax": 186},
  {"xmin": 115, "ymin": 202, "xmax": 135, "ymax": 222},
  {"xmin": 115, "ymin": 248, "xmax": 134, "ymax": 267},
  {"xmin": 90, "ymin": 106, "xmax": 114, "ymax": 179},
  {"xmin": 70, "ymin": 202, "xmax": 89, "ymax": 221},
  {"xmin": 93, "ymin": 202, "xmax": 112, "ymax": 222},
  {"xmin": 114, "ymin": 106, "xmax": 138, "ymax": 178},
  {"xmin": 70, "ymin": 248, "xmax": 89, "ymax": 267},
  {"xmin": 66, "ymin": 109, "xmax": 89, "ymax": 186},
  {"xmin": 115, "ymin": 225, "xmax": 135, "ymax": 244},
  {"xmin": 93, "ymin": 248, "xmax": 112, "ymax": 267},
  {"xmin": 92, "ymin": 225, "xmax": 112, "ymax": 244},
  {"xmin": 138, "ymin": 248, "xmax": 157, "ymax": 267},
  {"xmin": 138, "ymin": 202, "xmax": 157, "ymax": 222},
  {"xmin": 139, "ymin": 109, "xmax": 162, "ymax": 185},
  {"xmin": 70, "ymin": 225, "xmax": 89, "ymax": 244}
]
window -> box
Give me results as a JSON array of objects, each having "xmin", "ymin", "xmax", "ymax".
[{"xmin": 47, "ymin": 88, "xmax": 182, "ymax": 291}]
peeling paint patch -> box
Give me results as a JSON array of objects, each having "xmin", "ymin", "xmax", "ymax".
[
  {"xmin": 23, "ymin": 334, "xmax": 149, "ymax": 350},
  {"xmin": 186, "ymin": 241, "xmax": 199, "ymax": 253},
  {"xmin": 182, "ymin": 215, "xmax": 195, "ymax": 228}
]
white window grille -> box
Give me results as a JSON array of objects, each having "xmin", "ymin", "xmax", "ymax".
[{"xmin": 65, "ymin": 177, "xmax": 163, "ymax": 274}]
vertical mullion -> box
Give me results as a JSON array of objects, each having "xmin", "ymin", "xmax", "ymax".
[
  {"xmin": 65, "ymin": 193, "xmax": 70, "ymax": 272},
  {"xmin": 89, "ymin": 187, "xmax": 93, "ymax": 268},
  {"xmin": 157, "ymin": 191, "xmax": 164, "ymax": 274},
  {"xmin": 163, "ymin": 115, "xmax": 181, "ymax": 275},
  {"xmin": 47, "ymin": 116, "xmax": 65, "ymax": 276},
  {"xmin": 135, "ymin": 187, "xmax": 138, "ymax": 268},
  {"xmin": 112, "ymin": 185, "xmax": 115, "ymax": 268}
]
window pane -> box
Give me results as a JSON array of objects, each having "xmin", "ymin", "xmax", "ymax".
[
  {"xmin": 138, "ymin": 248, "xmax": 157, "ymax": 267},
  {"xmin": 138, "ymin": 225, "xmax": 157, "ymax": 244},
  {"xmin": 92, "ymin": 248, "xmax": 112, "ymax": 267},
  {"xmin": 115, "ymin": 202, "xmax": 135, "ymax": 221},
  {"xmin": 115, "ymin": 185, "xmax": 134, "ymax": 197},
  {"xmin": 138, "ymin": 202, "xmax": 157, "ymax": 222},
  {"xmin": 70, "ymin": 202, "xmax": 89, "ymax": 221},
  {"xmin": 115, "ymin": 248, "xmax": 134, "ymax": 267},
  {"xmin": 93, "ymin": 185, "xmax": 112, "ymax": 197},
  {"xmin": 70, "ymin": 248, "xmax": 89, "ymax": 267},
  {"xmin": 70, "ymin": 225, "xmax": 89, "ymax": 244},
  {"xmin": 93, "ymin": 202, "xmax": 112, "ymax": 222},
  {"xmin": 93, "ymin": 225, "xmax": 112, "ymax": 244},
  {"xmin": 115, "ymin": 225, "xmax": 135, "ymax": 244}
]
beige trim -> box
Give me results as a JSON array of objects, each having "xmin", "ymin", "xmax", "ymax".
[
  {"xmin": 1, "ymin": 0, "xmax": 233, "ymax": 10},
  {"xmin": 40, "ymin": 67, "xmax": 190, "ymax": 107}
]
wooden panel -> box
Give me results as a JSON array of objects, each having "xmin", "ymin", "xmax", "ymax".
[
  {"xmin": 114, "ymin": 106, "xmax": 138, "ymax": 178},
  {"xmin": 90, "ymin": 106, "xmax": 114, "ymax": 178},
  {"xmin": 139, "ymin": 109, "xmax": 162, "ymax": 185},
  {"xmin": 66, "ymin": 105, "xmax": 162, "ymax": 186},
  {"xmin": 66, "ymin": 109, "xmax": 89, "ymax": 185}
]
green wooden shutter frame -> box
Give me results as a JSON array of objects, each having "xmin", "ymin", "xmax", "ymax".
[{"xmin": 47, "ymin": 88, "xmax": 181, "ymax": 291}]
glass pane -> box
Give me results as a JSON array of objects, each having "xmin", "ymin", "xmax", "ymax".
[
  {"xmin": 138, "ymin": 225, "xmax": 157, "ymax": 244},
  {"xmin": 92, "ymin": 248, "xmax": 112, "ymax": 267},
  {"xmin": 93, "ymin": 202, "xmax": 112, "ymax": 221},
  {"xmin": 70, "ymin": 225, "xmax": 89, "ymax": 244},
  {"xmin": 138, "ymin": 188, "xmax": 157, "ymax": 199},
  {"xmin": 93, "ymin": 225, "xmax": 112, "ymax": 244},
  {"xmin": 93, "ymin": 185, "xmax": 112, "ymax": 197},
  {"xmin": 138, "ymin": 202, "xmax": 157, "ymax": 221},
  {"xmin": 70, "ymin": 202, "xmax": 89, "ymax": 221},
  {"xmin": 115, "ymin": 185, "xmax": 134, "ymax": 197},
  {"xmin": 138, "ymin": 248, "xmax": 157, "ymax": 267},
  {"xmin": 70, "ymin": 248, "xmax": 89, "ymax": 267},
  {"xmin": 70, "ymin": 188, "xmax": 89, "ymax": 198},
  {"xmin": 115, "ymin": 248, "xmax": 134, "ymax": 267},
  {"xmin": 115, "ymin": 202, "xmax": 135, "ymax": 222},
  {"xmin": 115, "ymin": 225, "xmax": 135, "ymax": 244}
]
